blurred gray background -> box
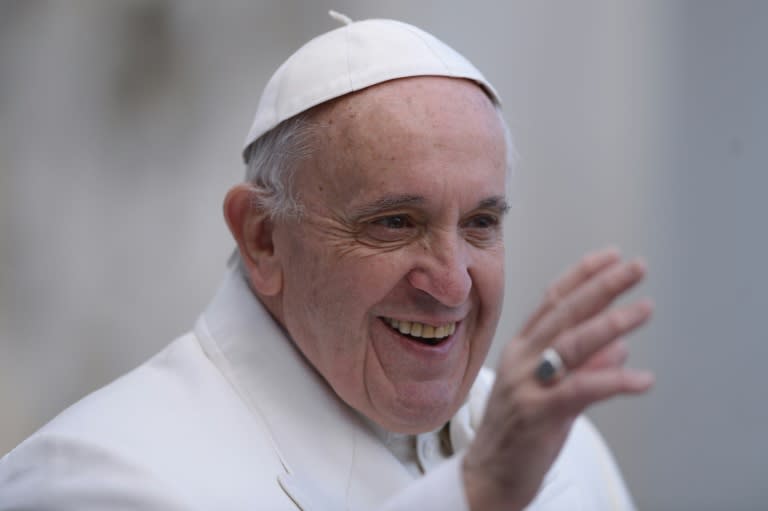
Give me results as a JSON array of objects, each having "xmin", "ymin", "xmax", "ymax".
[{"xmin": 1, "ymin": 1, "xmax": 766, "ymax": 509}]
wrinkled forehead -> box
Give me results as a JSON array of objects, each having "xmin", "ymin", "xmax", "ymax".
[
  {"xmin": 293, "ymin": 76, "xmax": 508, "ymax": 203},
  {"xmin": 310, "ymin": 76, "xmax": 504, "ymax": 159}
]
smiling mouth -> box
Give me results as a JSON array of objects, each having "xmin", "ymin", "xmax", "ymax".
[{"xmin": 381, "ymin": 317, "xmax": 457, "ymax": 346}]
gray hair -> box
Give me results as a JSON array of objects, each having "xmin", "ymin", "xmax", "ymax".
[
  {"xmin": 242, "ymin": 112, "xmax": 315, "ymax": 220},
  {"xmin": 228, "ymin": 113, "xmax": 313, "ymax": 271}
]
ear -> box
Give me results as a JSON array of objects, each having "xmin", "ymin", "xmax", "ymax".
[{"xmin": 223, "ymin": 183, "xmax": 283, "ymax": 296}]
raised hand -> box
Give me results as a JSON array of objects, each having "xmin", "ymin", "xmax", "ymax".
[{"xmin": 463, "ymin": 248, "xmax": 654, "ymax": 511}]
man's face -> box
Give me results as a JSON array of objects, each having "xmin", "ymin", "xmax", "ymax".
[{"xmin": 269, "ymin": 77, "xmax": 508, "ymax": 433}]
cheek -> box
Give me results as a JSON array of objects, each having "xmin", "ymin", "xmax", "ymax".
[
  {"xmin": 282, "ymin": 232, "xmax": 348, "ymax": 303},
  {"xmin": 474, "ymin": 250, "xmax": 506, "ymax": 321},
  {"xmin": 283, "ymin": 242, "xmax": 405, "ymax": 346},
  {"xmin": 322, "ymin": 248, "xmax": 409, "ymax": 304}
]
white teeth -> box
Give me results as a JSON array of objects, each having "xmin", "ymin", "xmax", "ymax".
[{"xmin": 383, "ymin": 317, "xmax": 457, "ymax": 340}]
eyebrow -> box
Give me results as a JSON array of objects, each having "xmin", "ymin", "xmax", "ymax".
[
  {"xmin": 350, "ymin": 193, "xmax": 510, "ymax": 219},
  {"xmin": 478, "ymin": 196, "xmax": 511, "ymax": 214},
  {"xmin": 349, "ymin": 194, "xmax": 426, "ymax": 218}
]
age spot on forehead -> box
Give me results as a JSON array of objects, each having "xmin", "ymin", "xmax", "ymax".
[{"xmin": 299, "ymin": 76, "xmax": 506, "ymax": 210}]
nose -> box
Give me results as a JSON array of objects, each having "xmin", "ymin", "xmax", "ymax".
[{"xmin": 406, "ymin": 232, "xmax": 472, "ymax": 308}]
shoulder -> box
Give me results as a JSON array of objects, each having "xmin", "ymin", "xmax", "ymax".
[
  {"xmin": 32, "ymin": 333, "xmax": 258, "ymax": 450},
  {"xmin": 0, "ymin": 333, "xmax": 290, "ymax": 510},
  {"xmin": 0, "ymin": 432, "xmax": 198, "ymax": 510}
]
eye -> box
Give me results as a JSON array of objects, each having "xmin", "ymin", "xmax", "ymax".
[
  {"xmin": 465, "ymin": 214, "xmax": 499, "ymax": 229},
  {"xmin": 362, "ymin": 214, "xmax": 419, "ymax": 243},
  {"xmin": 463, "ymin": 213, "xmax": 503, "ymax": 245},
  {"xmin": 374, "ymin": 215, "xmax": 412, "ymax": 229}
]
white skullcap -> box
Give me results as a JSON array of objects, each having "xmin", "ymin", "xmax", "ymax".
[{"xmin": 242, "ymin": 11, "xmax": 501, "ymax": 161}]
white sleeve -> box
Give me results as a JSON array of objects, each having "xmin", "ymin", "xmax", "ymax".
[
  {"xmin": 523, "ymin": 416, "xmax": 636, "ymax": 511},
  {"xmin": 567, "ymin": 416, "xmax": 637, "ymax": 511},
  {"xmin": 381, "ymin": 416, "xmax": 637, "ymax": 511}
]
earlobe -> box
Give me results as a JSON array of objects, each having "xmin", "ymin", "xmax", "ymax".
[{"xmin": 223, "ymin": 184, "xmax": 283, "ymax": 296}]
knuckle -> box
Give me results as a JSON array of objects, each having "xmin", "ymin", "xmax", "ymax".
[
  {"xmin": 613, "ymin": 341, "xmax": 629, "ymax": 365},
  {"xmin": 604, "ymin": 265, "xmax": 634, "ymax": 294},
  {"xmin": 556, "ymin": 300, "xmax": 575, "ymax": 324},
  {"xmin": 550, "ymin": 381, "xmax": 584, "ymax": 415},
  {"xmin": 598, "ymin": 275, "xmax": 618, "ymax": 296},
  {"xmin": 558, "ymin": 333, "xmax": 581, "ymax": 367},
  {"xmin": 579, "ymin": 253, "xmax": 596, "ymax": 272},
  {"xmin": 605, "ymin": 311, "xmax": 626, "ymax": 335},
  {"xmin": 564, "ymin": 376, "xmax": 587, "ymax": 400},
  {"xmin": 509, "ymin": 393, "xmax": 546, "ymax": 433},
  {"xmin": 516, "ymin": 401, "xmax": 538, "ymax": 428},
  {"xmin": 572, "ymin": 262, "xmax": 591, "ymax": 285}
]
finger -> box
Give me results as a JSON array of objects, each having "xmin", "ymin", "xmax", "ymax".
[
  {"xmin": 581, "ymin": 338, "xmax": 629, "ymax": 371},
  {"xmin": 552, "ymin": 299, "xmax": 653, "ymax": 370},
  {"xmin": 520, "ymin": 247, "xmax": 621, "ymax": 337},
  {"xmin": 548, "ymin": 368, "xmax": 655, "ymax": 418},
  {"xmin": 527, "ymin": 259, "xmax": 646, "ymax": 350}
]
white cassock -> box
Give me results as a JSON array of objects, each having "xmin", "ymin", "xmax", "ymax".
[{"xmin": 0, "ymin": 269, "xmax": 636, "ymax": 510}]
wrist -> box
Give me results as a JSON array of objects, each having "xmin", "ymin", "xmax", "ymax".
[{"xmin": 461, "ymin": 455, "xmax": 528, "ymax": 511}]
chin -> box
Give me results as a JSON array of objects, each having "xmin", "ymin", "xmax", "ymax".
[{"xmin": 382, "ymin": 385, "xmax": 465, "ymax": 434}]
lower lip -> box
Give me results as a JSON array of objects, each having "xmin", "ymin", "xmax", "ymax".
[{"xmin": 381, "ymin": 319, "xmax": 460, "ymax": 359}]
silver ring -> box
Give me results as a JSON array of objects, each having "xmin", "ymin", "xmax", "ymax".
[{"xmin": 535, "ymin": 347, "xmax": 566, "ymax": 384}]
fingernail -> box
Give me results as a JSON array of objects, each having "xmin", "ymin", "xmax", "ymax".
[
  {"xmin": 601, "ymin": 246, "xmax": 621, "ymax": 259},
  {"xmin": 634, "ymin": 371, "xmax": 656, "ymax": 388},
  {"xmin": 641, "ymin": 298, "xmax": 655, "ymax": 313}
]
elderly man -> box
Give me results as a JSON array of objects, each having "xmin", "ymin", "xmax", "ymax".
[{"xmin": 0, "ymin": 14, "xmax": 653, "ymax": 510}]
